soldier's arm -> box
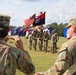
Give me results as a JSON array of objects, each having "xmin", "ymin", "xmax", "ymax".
[
  {"xmin": 9, "ymin": 35, "xmax": 35, "ymax": 75},
  {"xmin": 54, "ymin": 43, "xmax": 72, "ymax": 74},
  {"xmin": 17, "ymin": 50, "xmax": 35, "ymax": 75},
  {"xmin": 39, "ymin": 43, "xmax": 73, "ymax": 75}
]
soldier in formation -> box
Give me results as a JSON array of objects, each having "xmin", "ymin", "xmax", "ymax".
[
  {"xmin": 43, "ymin": 30, "xmax": 49, "ymax": 52},
  {"xmin": 0, "ymin": 13, "xmax": 35, "ymax": 75},
  {"xmin": 28, "ymin": 31, "xmax": 33, "ymax": 50},
  {"xmin": 32, "ymin": 29, "xmax": 38, "ymax": 51},
  {"xmin": 38, "ymin": 29, "xmax": 44, "ymax": 51},
  {"xmin": 50, "ymin": 29, "xmax": 59, "ymax": 53}
]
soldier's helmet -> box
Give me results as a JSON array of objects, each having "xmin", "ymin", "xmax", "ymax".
[{"xmin": 0, "ymin": 13, "xmax": 11, "ymax": 27}]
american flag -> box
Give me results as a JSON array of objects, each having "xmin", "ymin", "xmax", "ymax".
[{"xmin": 24, "ymin": 14, "xmax": 36, "ymax": 31}]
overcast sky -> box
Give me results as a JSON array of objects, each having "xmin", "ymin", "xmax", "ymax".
[{"xmin": 0, "ymin": 0, "xmax": 76, "ymax": 27}]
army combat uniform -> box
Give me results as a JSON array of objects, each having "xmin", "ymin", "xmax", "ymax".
[
  {"xmin": 43, "ymin": 31, "xmax": 49, "ymax": 52},
  {"xmin": 28, "ymin": 32, "xmax": 33, "ymax": 50},
  {"xmin": 0, "ymin": 41, "xmax": 35, "ymax": 75},
  {"xmin": 51, "ymin": 32, "xmax": 59, "ymax": 53},
  {"xmin": 36, "ymin": 36, "xmax": 76, "ymax": 75},
  {"xmin": 38, "ymin": 30, "xmax": 43, "ymax": 51},
  {"xmin": 32, "ymin": 30, "xmax": 38, "ymax": 51}
]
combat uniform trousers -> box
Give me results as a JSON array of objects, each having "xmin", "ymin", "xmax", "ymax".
[
  {"xmin": 43, "ymin": 39, "xmax": 48, "ymax": 52},
  {"xmin": 53, "ymin": 43, "xmax": 57, "ymax": 53},
  {"xmin": 33, "ymin": 38, "xmax": 37, "ymax": 51},
  {"xmin": 50, "ymin": 42, "xmax": 53, "ymax": 53},
  {"xmin": 51, "ymin": 42, "xmax": 57, "ymax": 53},
  {"xmin": 28, "ymin": 40, "xmax": 32, "ymax": 50},
  {"xmin": 55, "ymin": 42, "xmax": 57, "ymax": 51},
  {"xmin": 38, "ymin": 38, "xmax": 43, "ymax": 51}
]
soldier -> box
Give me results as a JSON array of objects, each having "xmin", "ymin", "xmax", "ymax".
[
  {"xmin": 35, "ymin": 18, "xmax": 76, "ymax": 75},
  {"xmin": 38, "ymin": 29, "xmax": 43, "ymax": 51},
  {"xmin": 28, "ymin": 31, "xmax": 33, "ymax": 50},
  {"xmin": 43, "ymin": 30, "xmax": 49, "ymax": 52},
  {"xmin": 0, "ymin": 13, "xmax": 35, "ymax": 75},
  {"xmin": 50, "ymin": 29, "xmax": 59, "ymax": 53},
  {"xmin": 32, "ymin": 29, "xmax": 38, "ymax": 51}
]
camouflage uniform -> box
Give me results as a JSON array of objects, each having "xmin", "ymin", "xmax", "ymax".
[
  {"xmin": 50, "ymin": 29, "xmax": 59, "ymax": 53},
  {"xmin": 28, "ymin": 32, "xmax": 33, "ymax": 50},
  {"xmin": 43, "ymin": 31, "xmax": 49, "ymax": 52},
  {"xmin": 32, "ymin": 29, "xmax": 38, "ymax": 51},
  {"xmin": 0, "ymin": 41, "xmax": 35, "ymax": 75},
  {"xmin": 38, "ymin": 30, "xmax": 43, "ymax": 51},
  {"xmin": 0, "ymin": 14, "xmax": 35, "ymax": 75}
]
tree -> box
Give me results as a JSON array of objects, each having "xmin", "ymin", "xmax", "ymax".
[{"xmin": 50, "ymin": 22, "xmax": 58, "ymax": 29}]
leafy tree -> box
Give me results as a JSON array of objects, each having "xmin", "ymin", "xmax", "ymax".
[
  {"xmin": 58, "ymin": 23, "xmax": 64, "ymax": 36},
  {"xmin": 50, "ymin": 22, "xmax": 58, "ymax": 29}
]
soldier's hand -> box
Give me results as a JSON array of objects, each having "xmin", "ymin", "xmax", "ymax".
[
  {"xmin": 4, "ymin": 36, "xmax": 9, "ymax": 42},
  {"xmin": 8, "ymin": 35, "xmax": 30, "ymax": 60},
  {"xmin": 14, "ymin": 36, "xmax": 24, "ymax": 50},
  {"xmin": 9, "ymin": 35, "xmax": 24, "ymax": 50}
]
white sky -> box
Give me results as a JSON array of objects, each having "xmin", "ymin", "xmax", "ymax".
[{"xmin": 0, "ymin": 0, "xmax": 76, "ymax": 27}]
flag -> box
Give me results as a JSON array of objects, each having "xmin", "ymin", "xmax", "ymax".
[
  {"xmin": 24, "ymin": 14, "xmax": 36, "ymax": 31},
  {"xmin": 33, "ymin": 12, "xmax": 45, "ymax": 26},
  {"xmin": 64, "ymin": 28, "xmax": 68, "ymax": 38}
]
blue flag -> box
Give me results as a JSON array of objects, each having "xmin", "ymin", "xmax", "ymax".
[{"xmin": 64, "ymin": 28, "xmax": 68, "ymax": 38}]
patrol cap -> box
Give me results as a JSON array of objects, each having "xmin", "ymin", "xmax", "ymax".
[
  {"xmin": 66, "ymin": 18, "xmax": 76, "ymax": 28},
  {"xmin": 0, "ymin": 13, "xmax": 11, "ymax": 27}
]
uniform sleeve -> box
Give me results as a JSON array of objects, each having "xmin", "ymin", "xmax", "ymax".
[
  {"xmin": 54, "ymin": 43, "xmax": 73, "ymax": 74},
  {"xmin": 17, "ymin": 50, "xmax": 35, "ymax": 75}
]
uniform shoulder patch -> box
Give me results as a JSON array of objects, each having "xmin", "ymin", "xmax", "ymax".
[{"xmin": 58, "ymin": 52, "xmax": 62, "ymax": 58}]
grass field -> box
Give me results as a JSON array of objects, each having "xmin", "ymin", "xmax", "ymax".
[{"xmin": 7, "ymin": 36, "xmax": 67, "ymax": 75}]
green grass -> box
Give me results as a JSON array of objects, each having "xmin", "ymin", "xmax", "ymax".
[{"xmin": 7, "ymin": 36, "xmax": 67, "ymax": 75}]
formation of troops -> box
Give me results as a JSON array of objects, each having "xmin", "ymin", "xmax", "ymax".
[{"xmin": 28, "ymin": 28, "xmax": 59, "ymax": 53}]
